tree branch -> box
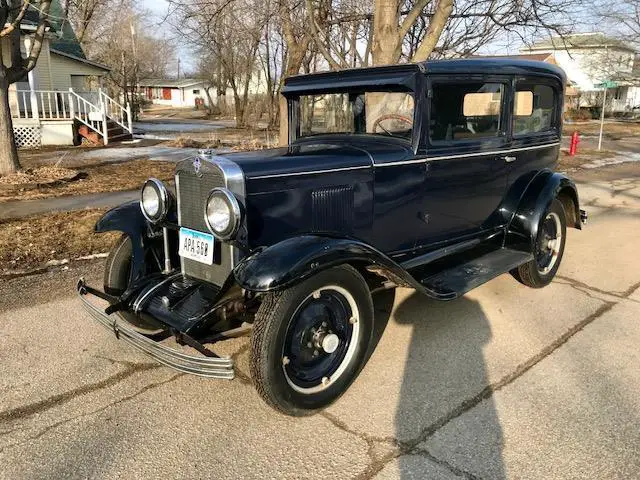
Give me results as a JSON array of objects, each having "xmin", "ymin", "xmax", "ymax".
[
  {"xmin": 0, "ymin": 0, "xmax": 29, "ymax": 38},
  {"xmin": 411, "ymin": 0, "xmax": 453, "ymax": 62}
]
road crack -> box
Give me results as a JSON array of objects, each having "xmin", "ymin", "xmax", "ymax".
[
  {"xmin": 350, "ymin": 274, "xmax": 640, "ymax": 479},
  {"xmin": 0, "ymin": 373, "xmax": 183, "ymax": 454},
  {"xmin": 0, "ymin": 361, "xmax": 159, "ymax": 424}
]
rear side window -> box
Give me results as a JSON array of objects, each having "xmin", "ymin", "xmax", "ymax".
[
  {"xmin": 430, "ymin": 82, "xmax": 504, "ymax": 142},
  {"xmin": 513, "ymin": 83, "xmax": 556, "ymax": 135}
]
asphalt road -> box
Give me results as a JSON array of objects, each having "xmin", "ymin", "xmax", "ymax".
[{"xmin": 1, "ymin": 163, "xmax": 639, "ymax": 479}]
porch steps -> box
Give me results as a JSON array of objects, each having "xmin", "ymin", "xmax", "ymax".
[{"xmin": 78, "ymin": 120, "xmax": 132, "ymax": 146}]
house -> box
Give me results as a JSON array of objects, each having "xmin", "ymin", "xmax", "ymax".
[
  {"xmin": 3, "ymin": 1, "xmax": 132, "ymax": 147},
  {"xmin": 522, "ymin": 33, "xmax": 640, "ymax": 112},
  {"xmin": 137, "ymin": 79, "xmax": 214, "ymax": 108},
  {"xmin": 472, "ymin": 53, "xmax": 580, "ymax": 106}
]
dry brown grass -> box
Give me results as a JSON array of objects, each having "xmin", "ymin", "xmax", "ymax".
[
  {"xmin": 0, "ymin": 166, "xmax": 79, "ymax": 186},
  {"xmin": 165, "ymin": 136, "xmax": 222, "ymax": 149},
  {"xmin": 0, "ymin": 159, "xmax": 176, "ymax": 203},
  {"xmin": 558, "ymin": 147, "xmax": 616, "ymax": 170},
  {"xmin": 563, "ymin": 121, "xmax": 640, "ymax": 139},
  {"xmin": 0, "ymin": 209, "xmax": 119, "ymax": 271}
]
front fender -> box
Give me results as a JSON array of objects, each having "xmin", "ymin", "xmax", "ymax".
[
  {"xmin": 506, "ymin": 171, "xmax": 581, "ymax": 252},
  {"xmin": 95, "ymin": 201, "xmax": 149, "ymax": 281},
  {"xmin": 233, "ymin": 235, "xmax": 427, "ymax": 294}
]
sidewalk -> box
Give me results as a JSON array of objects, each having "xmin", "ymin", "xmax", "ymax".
[{"xmin": 0, "ymin": 190, "xmax": 138, "ymax": 221}]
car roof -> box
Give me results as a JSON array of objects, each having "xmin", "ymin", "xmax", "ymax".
[{"xmin": 282, "ymin": 58, "xmax": 566, "ymax": 95}]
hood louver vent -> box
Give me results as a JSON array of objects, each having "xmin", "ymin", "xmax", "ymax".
[{"xmin": 312, "ymin": 186, "xmax": 354, "ymax": 233}]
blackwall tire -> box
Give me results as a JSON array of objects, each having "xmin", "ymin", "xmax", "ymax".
[
  {"xmin": 512, "ymin": 198, "xmax": 567, "ymax": 288},
  {"xmin": 103, "ymin": 235, "xmax": 166, "ymax": 335},
  {"xmin": 250, "ymin": 265, "xmax": 374, "ymax": 416}
]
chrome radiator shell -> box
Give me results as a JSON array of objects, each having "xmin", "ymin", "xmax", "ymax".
[{"xmin": 175, "ymin": 154, "xmax": 246, "ymax": 286}]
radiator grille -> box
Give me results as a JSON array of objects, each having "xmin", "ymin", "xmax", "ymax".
[
  {"xmin": 312, "ymin": 186, "xmax": 354, "ymax": 233},
  {"xmin": 178, "ymin": 171, "xmax": 225, "ymax": 231},
  {"xmin": 177, "ymin": 170, "xmax": 232, "ymax": 286}
]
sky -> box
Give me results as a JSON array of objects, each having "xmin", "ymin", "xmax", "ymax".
[{"xmin": 139, "ymin": 0, "xmax": 196, "ymax": 74}]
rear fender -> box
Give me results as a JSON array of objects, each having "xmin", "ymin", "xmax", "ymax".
[
  {"xmin": 506, "ymin": 171, "xmax": 581, "ymax": 252},
  {"xmin": 233, "ymin": 235, "xmax": 432, "ymax": 295},
  {"xmin": 95, "ymin": 201, "xmax": 150, "ymax": 281}
]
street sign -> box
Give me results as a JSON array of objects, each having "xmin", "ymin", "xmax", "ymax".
[{"xmin": 595, "ymin": 80, "xmax": 618, "ymax": 89}]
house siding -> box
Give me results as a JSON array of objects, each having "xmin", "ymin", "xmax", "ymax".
[
  {"xmin": 32, "ymin": 38, "xmax": 52, "ymax": 90},
  {"xmin": 49, "ymin": 52, "xmax": 107, "ymax": 90}
]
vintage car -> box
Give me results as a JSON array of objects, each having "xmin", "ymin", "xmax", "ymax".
[{"xmin": 78, "ymin": 58, "xmax": 587, "ymax": 415}]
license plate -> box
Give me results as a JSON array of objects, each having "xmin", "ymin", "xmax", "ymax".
[{"xmin": 178, "ymin": 228, "xmax": 215, "ymax": 265}]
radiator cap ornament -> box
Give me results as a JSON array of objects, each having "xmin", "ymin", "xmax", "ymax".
[{"xmin": 193, "ymin": 157, "xmax": 202, "ymax": 176}]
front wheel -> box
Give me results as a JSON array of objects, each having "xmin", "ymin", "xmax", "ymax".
[
  {"xmin": 250, "ymin": 265, "xmax": 374, "ymax": 416},
  {"xmin": 512, "ymin": 198, "xmax": 567, "ymax": 288}
]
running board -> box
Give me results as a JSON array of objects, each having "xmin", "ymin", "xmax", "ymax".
[
  {"xmin": 78, "ymin": 281, "xmax": 234, "ymax": 379},
  {"xmin": 418, "ymin": 248, "xmax": 533, "ymax": 299}
]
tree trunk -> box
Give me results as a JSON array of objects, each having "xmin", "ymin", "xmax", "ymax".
[
  {"xmin": 0, "ymin": 73, "xmax": 20, "ymax": 175},
  {"xmin": 278, "ymin": 42, "xmax": 310, "ymax": 145},
  {"xmin": 371, "ymin": 0, "xmax": 401, "ymax": 66},
  {"xmin": 411, "ymin": 0, "xmax": 453, "ymax": 62}
]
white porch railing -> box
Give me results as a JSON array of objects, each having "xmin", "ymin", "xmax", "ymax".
[
  {"xmin": 100, "ymin": 90, "xmax": 133, "ymax": 136},
  {"xmin": 10, "ymin": 88, "xmax": 133, "ymax": 145}
]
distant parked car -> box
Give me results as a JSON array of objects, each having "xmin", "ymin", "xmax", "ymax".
[{"xmin": 79, "ymin": 59, "xmax": 586, "ymax": 415}]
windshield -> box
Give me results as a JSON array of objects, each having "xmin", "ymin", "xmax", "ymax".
[{"xmin": 298, "ymin": 91, "xmax": 414, "ymax": 140}]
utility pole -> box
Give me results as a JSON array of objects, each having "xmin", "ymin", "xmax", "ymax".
[
  {"xmin": 130, "ymin": 18, "xmax": 138, "ymax": 118},
  {"xmin": 177, "ymin": 58, "xmax": 181, "ymax": 80},
  {"xmin": 598, "ymin": 86, "xmax": 606, "ymax": 151}
]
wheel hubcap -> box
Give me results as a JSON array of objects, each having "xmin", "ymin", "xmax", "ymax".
[
  {"xmin": 281, "ymin": 286, "xmax": 360, "ymax": 394},
  {"xmin": 536, "ymin": 212, "xmax": 562, "ymax": 274}
]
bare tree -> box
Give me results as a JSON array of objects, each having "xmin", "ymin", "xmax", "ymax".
[
  {"xmin": 169, "ymin": 0, "xmax": 267, "ymax": 127},
  {"xmin": 89, "ymin": 5, "xmax": 175, "ymax": 116},
  {"xmin": 0, "ymin": 1, "xmax": 51, "ymax": 175},
  {"xmin": 595, "ymin": 0, "xmax": 640, "ymax": 47}
]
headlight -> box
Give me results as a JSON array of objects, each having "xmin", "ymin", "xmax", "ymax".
[
  {"xmin": 140, "ymin": 178, "xmax": 170, "ymax": 223},
  {"xmin": 205, "ymin": 188, "xmax": 241, "ymax": 240}
]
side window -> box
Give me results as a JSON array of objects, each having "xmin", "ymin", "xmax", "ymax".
[
  {"xmin": 430, "ymin": 82, "xmax": 504, "ymax": 142},
  {"xmin": 513, "ymin": 83, "xmax": 556, "ymax": 135}
]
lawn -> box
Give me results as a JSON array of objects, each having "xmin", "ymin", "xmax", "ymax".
[
  {"xmin": 563, "ymin": 120, "xmax": 640, "ymax": 139},
  {"xmin": 0, "ymin": 159, "xmax": 176, "ymax": 203},
  {"xmin": 0, "ymin": 209, "xmax": 119, "ymax": 272}
]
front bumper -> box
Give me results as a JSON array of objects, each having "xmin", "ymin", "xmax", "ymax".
[{"xmin": 77, "ymin": 280, "xmax": 234, "ymax": 379}]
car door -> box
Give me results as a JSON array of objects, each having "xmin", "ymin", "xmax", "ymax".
[
  {"xmin": 412, "ymin": 76, "xmax": 512, "ymax": 248},
  {"xmin": 506, "ymin": 77, "xmax": 563, "ymax": 194}
]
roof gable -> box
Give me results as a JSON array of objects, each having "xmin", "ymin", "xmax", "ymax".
[
  {"xmin": 528, "ymin": 33, "xmax": 636, "ymax": 53},
  {"xmin": 22, "ymin": 0, "xmax": 87, "ymax": 59}
]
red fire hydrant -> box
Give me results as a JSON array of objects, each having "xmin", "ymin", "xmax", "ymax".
[{"xmin": 569, "ymin": 131, "xmax": 580, "ymax": 156}]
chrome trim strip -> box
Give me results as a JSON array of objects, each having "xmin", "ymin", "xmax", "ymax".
[
  {"xmin": 132, "ymin": 273, "xmax": 182, "ymax": 313},
  {"xmin": 250, "ymin": 165, "xmax": 371, "ymax": 180},
  {"xmin": 78, "ymin": 291, "xmax": 234, "ymax": 379},
  {"xmin": 375, "ymin": 142, "xmax": 561, "ymax": 167},
  {"xmin": 246, "ymin": 142, "xmax": 561, "ymax": 179}
]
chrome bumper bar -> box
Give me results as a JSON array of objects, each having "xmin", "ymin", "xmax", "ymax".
[{"xmin": 77, "ymin": 283, "xmax": 234, "ymax": 380}]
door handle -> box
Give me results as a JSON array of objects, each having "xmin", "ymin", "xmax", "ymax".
[{"xmin": 502, "ymin": 155, "xmax": 517, "ymax": 163}]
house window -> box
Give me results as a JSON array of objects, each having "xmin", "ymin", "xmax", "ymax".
[
  {"xmin": 513, "ymin": 83, "xmax": 556, "ymax": 135},
  {"xmin": 193, "ymin": 89, "xmax": 201, "ymax": 95},
  {"xmin": 430, "ymin": 82, "xmax": 504, "ymax": 142}
]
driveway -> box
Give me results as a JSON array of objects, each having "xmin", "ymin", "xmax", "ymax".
[{"xmin": 0, "ymin": 164, "xmax": 639, "ymax": 479}]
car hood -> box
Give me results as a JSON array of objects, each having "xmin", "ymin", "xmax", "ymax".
[{"xmin": 222, "ymin": 135, "xmax": 414, "ymax": 179}]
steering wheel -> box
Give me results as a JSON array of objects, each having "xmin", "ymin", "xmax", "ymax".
[{"xmin": 372, "ymin": 114, "xmax": 414, "ymax": 136}]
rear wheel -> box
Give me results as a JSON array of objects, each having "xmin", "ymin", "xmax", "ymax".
[
  {"xmin": 512, "ymin": 198, "xmax": 567, "ymax": 288},
  {"xmin": 250, "ymin": 265, "xmax": 374, "ymax": 416},
  {"xmin": 103, "ymin": 235, "xmax": 166, "ymax": 335}
]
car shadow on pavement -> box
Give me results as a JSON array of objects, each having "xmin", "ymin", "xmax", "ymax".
[{"xmin": 386, "ymin": 290, "xmax": 506, "ymax": 479}]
